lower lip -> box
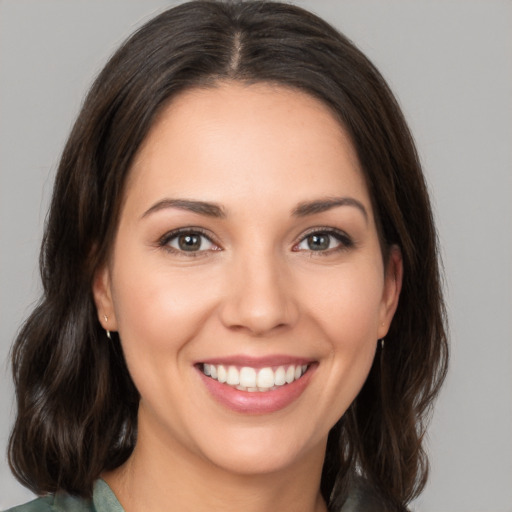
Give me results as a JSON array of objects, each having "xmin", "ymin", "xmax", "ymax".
[{"xmin": 197, "ymin": 365, "xmax": 316, "ymax": 414}]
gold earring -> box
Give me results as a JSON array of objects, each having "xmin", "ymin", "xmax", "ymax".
[{"xmin": 104, "ymin": 315, "xmax": 111, "ymax": 340}]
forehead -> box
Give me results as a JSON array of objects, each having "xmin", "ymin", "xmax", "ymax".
[{"xmin": 125, "ymin": 81, "xmax": 371, "ymax": 217}]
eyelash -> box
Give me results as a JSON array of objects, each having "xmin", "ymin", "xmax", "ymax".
[
  {"xmin": 158, "ymin": 227, "xmax": 219, "ymax": 257},
  {"xmin": 292, "ymin": 227, "xmax": 354, "ymax": 255},
  {"xmin": 157, "ymin": 227, "xmax": 354, "ymax": 257}
]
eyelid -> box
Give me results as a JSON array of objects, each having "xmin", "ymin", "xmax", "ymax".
[
  {"xmin": 158, "ymin": 227, "xmax": 221, "ymax": 255},
  {"xmin": 156, "ymin": 226, "xmax": 353, "ymax": 256},
  {"xmin": 292, "ymin": 226, "xmax": 354, "ymax": 252}
]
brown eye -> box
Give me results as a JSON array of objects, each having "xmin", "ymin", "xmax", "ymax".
[
  {"xmin": 177, "ymin": 234, "xmax": 202, "ymax": 251},
  {"xmin": 297, "ymin": 232, "xmax": 340, "ymax": 252},
  {"xmin": 165, "ymin": 231, "xmax": 215, "ymax": 252}
]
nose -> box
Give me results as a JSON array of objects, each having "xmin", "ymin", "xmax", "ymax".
[{"xmin": 218, "ymin": 250, "xmax": 299, "ymax": 336}]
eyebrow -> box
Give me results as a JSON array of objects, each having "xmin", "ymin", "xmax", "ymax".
[
  {"xmin": 292, "ymin": 197, "xmax": 368, "ymax": 222},
  {"xmin": 141, "ymin": 196, "xmax": 368, "ymax": 222},
  {"xmin": 141, "ymin": 198, "xmax": 226, "ymax": 219}
]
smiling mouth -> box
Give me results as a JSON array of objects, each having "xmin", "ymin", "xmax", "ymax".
[{"xmin": 200, "ymin": 363, "xmax": 310, "ymax": 392}]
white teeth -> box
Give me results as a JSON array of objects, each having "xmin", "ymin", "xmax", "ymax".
[
  {"xmin": 240, "ymin": 367, "xmax": 256, "ymax": 388},
  {"xmin": 257, "ymin": 367, "xmax": 275, "ymax": 388},
  {"xmin": 285, "ymin": 366, "xmax": 295, "ymax": 384},
  {"xmin": 217, "ymin": 365, "xmax": 227, "ymax": 383},
  {"xmin": 227, "ymin": 366, "xmax": 240, "ymax": 385},
  {"xmin": 275, "ymin": 366, "xmax": 286, "ymax": 386},
  {"xmin": 202, "ymin": 363, "xmax": 308, "ymax": 391}
]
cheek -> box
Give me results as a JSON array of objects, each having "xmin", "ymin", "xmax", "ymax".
[
  {"xmin": 301, "ymin": 261, "xmax": 384, "ymax": 415},
  {"xmin": 110, "ymin": 251, "xmax": 219, "ymax": 361},
  {"xmin": 304, "ymin": 261, "xmax": 385, "ymax": 347}
]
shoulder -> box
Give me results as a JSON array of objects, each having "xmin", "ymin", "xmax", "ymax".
[
  {"xmin": 4, "ymin": 493, "xmax": 93, "ymax": 512},
  {"xmin": 3, "ymin": 496, "xmax": 53, "ymax": 512},
  {"xmin": 3, "ymin": 480, "xmax": 122, "ymax": 512}
]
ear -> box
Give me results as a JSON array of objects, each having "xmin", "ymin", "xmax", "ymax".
[
  {"xmin": 377, "ymin": 245, "xmax": 403, "ymax": 339},
  {"xmin": 92, "ymin": 264, "xmax": 118, "ymax": 332}
]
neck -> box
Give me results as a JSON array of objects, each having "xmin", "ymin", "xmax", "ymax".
[{"xmin": 104, "ymin": 411, "xmax": 328, "ymax": 512}]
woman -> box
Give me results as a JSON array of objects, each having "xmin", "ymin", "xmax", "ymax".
[{"xmin": 6, "ymin": 1, "xmax": 448, "ymax": 511}]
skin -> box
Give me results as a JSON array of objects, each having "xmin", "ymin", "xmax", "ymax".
[{"xmin": 93, "ymin": 82, "xmax": 402, "ymax": 512}]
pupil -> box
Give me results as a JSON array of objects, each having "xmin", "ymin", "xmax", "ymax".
[
  {"xmin": 179, "ymin": 234, "xmax": 201, "ymax": 251},
  {"xmin": 308, "ymin": 234, "xmax": 329, "ymax": 251}
]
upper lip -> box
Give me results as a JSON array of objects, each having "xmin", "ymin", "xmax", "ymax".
[{"xmin": 197, "ymin": 354, "xmax": 315, "ymax": 368}]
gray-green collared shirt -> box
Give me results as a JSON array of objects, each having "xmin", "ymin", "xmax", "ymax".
[
  {"xmin": 4, "ymin": 481, "xmax": 122, "ymax": 512},
  {"xmin": 4, "ymin": 477, "xmax": 392, "ymax": 512}
]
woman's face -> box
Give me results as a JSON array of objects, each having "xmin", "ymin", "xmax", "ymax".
[{"xmin": 94, "ymin": 82, "xmax": 402, "ymax": 476}]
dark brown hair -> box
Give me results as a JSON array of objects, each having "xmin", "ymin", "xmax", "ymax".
[{"xmin": 8, "ymin": 1, "xmax": 448, "ymax": 510}]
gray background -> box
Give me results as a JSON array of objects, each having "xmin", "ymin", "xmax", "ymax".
[{"xmin": 1, "ymin": 1, "xmax": 511, "ymax": 510}]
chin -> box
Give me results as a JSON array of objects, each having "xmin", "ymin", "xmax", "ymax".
[{"xmin": 191, "ymin": 422, "xmax": 326, "ymax": 478}]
